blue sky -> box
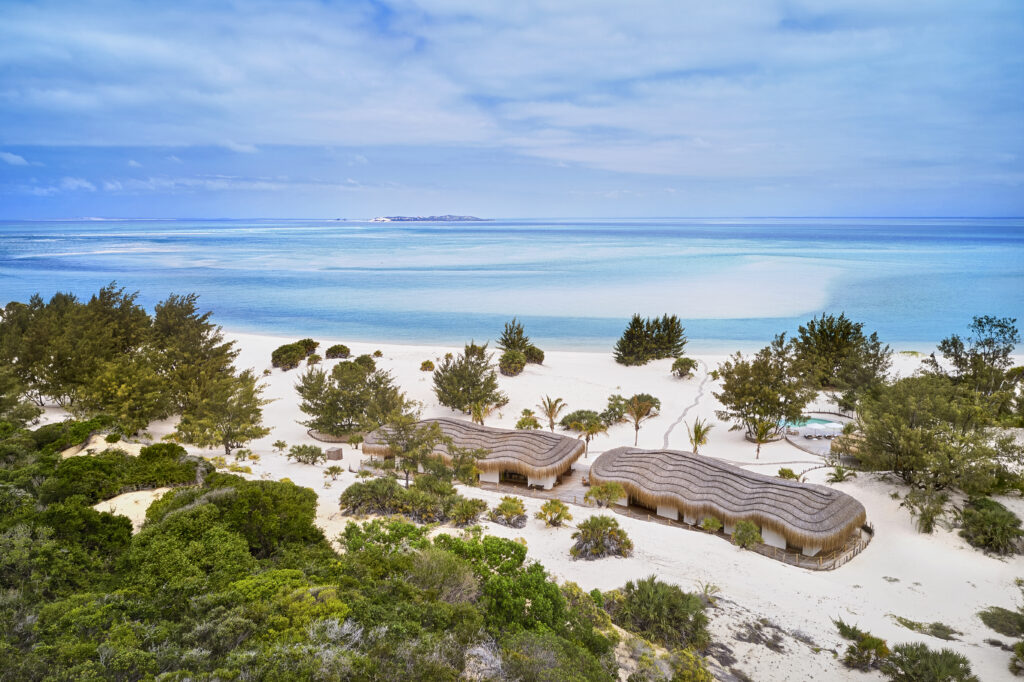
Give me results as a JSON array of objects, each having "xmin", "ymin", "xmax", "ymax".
[{"xmin": 1, "ymin": 0, "xmax": 1022, "ymax": 218}]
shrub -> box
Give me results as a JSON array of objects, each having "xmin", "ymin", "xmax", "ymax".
[
  {"xmin": 959, "ymin": 497, "xmax": 1023, "ymax": 555},
  {"xmin": 978, "ymin": 606, "xmax": 1024, "ymax": 638},
  {"xmin": 297, "ymin": 338, "xmax": 319, "ymax": 355},
  {"xmin": 571, "ymin": 514, "xmax": 633, "ymax": 560},
  {"xmin": 339, "ymin": 476, "xmax": 406, "ymax": 516},
  {"xmin": 672, "ymin": 356, "xmax": 698, "ymax": 378},
  {"xmin": 700, "ymin": 516, "xmax": 722, "ymax": 532},
  {"xmin": 499, "ymin": 349, "xmax": 527, "ymax": 377},
  {"xmin": 882, "ymin": 642, "xmax": 979, "ymax": 682},
  {"xmin": 104, "ymin": 432, "xmax": 121, "ymax": 443},
  {"xmin": 490, "ymin": 495, "xmax": 527, "ymax": 528},
  {"xmin": 901, "ymin": 487, "xmax": 948, "ymax": 534},
  {"xmin": 420, "ymin": 360, "xmax": 434, "ymax": 372},
  {"xmin": 524, "ymin": 345, "xmax": 545, "ymax": 365},
  {"xmin": 449, "ymin": 497, "xmax": 488, "ymax": 527},
  {"xmin": 325, "ymin": 344, "xmax": 350, "ymax": 359},
  {"xmin": 777, "ymin": 467, "xmax": 799, "ymax": 480},
  {"xmin": 271, "ymin": 342, "xmax": 307, "ymax": 370},
  {"xmin": 1012, "ymin": 642, "xmax": 1024, "ymax": 677},
  {"xmin": 536, "ymin": 499, "xmax": 573, "ymax": 527},
  {"xmin": 324, "ymin": 465, "xmax": 343, "ymax": 480},
  {"xmin": 844, "ymin": 634, "xmax": 890, "ymax": 671},
  {"xmin": 826, "ymin": 466, "xmax": 858, "ymax": 483},
  {"xmin": 731, "ymin": 520, "xmax": 762, "ymax": 548},
  {"xmin": 432, "ymin": 342, "xmax": 507, "ymax": 415},
  {"xmin": 353, "ymin": 354, "xmax": 376, "ymax": 371},
  {"xmin": 497, "ymin": 317, "xmax": 531, "ymax": 353},
  {"xmin": 515, "ymin": 409, "xmax": 542, "ymax": 430},
  {"xmin": 585, "ymin": 482, "xmax": 625, "ymax": 508},
  {"xmin": 287, "ymin": 444, "xmax": 326, "ymax": 465},
  {"xmin": 306, "ymin": 353, "xmax": 321, "ymax": 365},
  {"xmin": 608, "ymin": 575, "xmax": 709, "ymax": 650},
  {"xmin": 373, "ymin": 349, "xmax": 383, "ymax": 358}
]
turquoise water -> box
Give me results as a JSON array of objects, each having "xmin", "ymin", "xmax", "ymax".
[
  {"xmin": 0, "ymin": 218, "xmax": 1021, "ymax": 350},
  {"xmin": 786, "ymin": 417, "xmax": 837, "ymax": 427}
]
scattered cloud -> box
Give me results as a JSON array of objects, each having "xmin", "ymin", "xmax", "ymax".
[
  {"xmin": 127, "ymin": 159, "xmax": 142, "ymax": 167},
  {"xmin": 59, "ymin": 177, "xmax": 96, "ymax": 191},
  {"xmin": 220, "ymin": 141, "xmax": 258, "ymax": 154},
  {"xmin": 1, "ymin": 151, "xmax": 28, "ymax": 165}
]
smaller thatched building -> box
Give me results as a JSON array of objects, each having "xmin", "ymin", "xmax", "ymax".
[
  {"xmin": 591, "ymin": 447, "xmax": 866, "ymax": 556},
  {"xmin": 364, "ymin": 417, "xmax": 586, "ymax": 490}
]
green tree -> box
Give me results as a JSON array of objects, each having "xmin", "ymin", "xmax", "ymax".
[
  {"xmin": 74, "ymin": 352, "xmax": 170, "ymax": 435},
  {"xmin": 381, "ymin": 415, "xmax": 448, "ymax": 487},
  {"xmin": 925, "ymin": 315, "xmax": 1020, "ymax": 399},
  {"xmin": 324, "ymin": 465, "xmax": 344, "ymax": 480},
  {"xmin": 685, "ymin": 417, "xmax": 714, "ymax": 456},
  {"xmin": 174, "ymin": 369, "xmax": 271, "ymax": 456},
  {"xmin": 713, "ymin": 334, "xmax": 816, "ymax": 439},
  {"xmin": 433, "ymin": 342, "xmax": 508, "ymax": 416},
  {"xmin": 287, "ymin": 444, "xmax": 326, "ymax": 465},
  {"xmin": 624, "ymin": 394, "xmax": 660, "ymax": 446},
  {"xmin": 562, "ymin": 410, "xmax": 607, "ymax": 455},
  {"xmin": 296, "ymin": 361, "xmax": 409, "ymax": 437},
  {"xmin": 750, "ymin": 418, "xmax": 776, "ymax": 460},
  {"xmin": 152, "ymin": 292, "xmax": 238, "ymax": 412},
  {"xmin": 793, "ymin": 313, "xmax": 891, "ymax": 410},
  {"xmin": 614, "ymin": 314, "xmax": 687, "ymax": 366},
  {"xmin": 537, "ymin": 395, "xmax": 567, "ymax": 432},
  {"xmin": 498, "ymin": 317, "xmax": 531, "ymax": 353},
  {"xmin": 852, "ymin": 375, "xmax": 1022, "ymax": 495},
  {"xmin": 672, "ymin": 356, "xmax": 698, "ymax": 378}
]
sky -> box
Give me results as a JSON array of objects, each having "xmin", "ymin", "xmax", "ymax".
[{"xmin": 1, "ymin": 0, "xmax": 1022, "ymax": 219}]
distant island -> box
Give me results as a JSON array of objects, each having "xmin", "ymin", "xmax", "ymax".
[{"xmin": 370, "ymin": 215, "xmax": 489, "ymax": 222}]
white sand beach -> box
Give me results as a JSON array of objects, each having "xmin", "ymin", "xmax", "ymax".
[{"xmin": 105, "ymin": 332, "xmax": 1024, "ymax": 681}]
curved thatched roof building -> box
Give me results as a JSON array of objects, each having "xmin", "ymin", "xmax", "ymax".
[
  {"xmin": 364, "ymin": 418, "xmax": 585, "ymax": 488},
  {"xmin": 591, "ymin": 447, "xmax": 866, "ymax": 553}
]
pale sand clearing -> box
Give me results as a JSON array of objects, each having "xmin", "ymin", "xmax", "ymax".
[
  {"xmin": 78, "ymin": 331, "xmax": 1022, "ymax": 681},
  {"xmin": 61, "ymin": 432, "xmax": 147, "ymax": 458},
  {"xmin": 92, "ymin": 487, "xmax": 172, "ymax": 532}
]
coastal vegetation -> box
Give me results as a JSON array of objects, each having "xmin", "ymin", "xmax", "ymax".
[
  {"xmin": 834, "ymin": 619, "xmax": 979, "ymax": 681},
  {"xmin": 672, "ymin": 356, "xmax": 698, "ymax": 378},
  {"xmin": 537, "ymin": 395, "xmax": 567, "ymax": 432},
  {"xmin": 497, "ymin": 317, "xmax": 544, "ymax": 367},
  {"xmin": 515, "ymin": 408, "xmax": 542, "ymax": 430},
  {"xmin": 713, "ymin": 334, "xmax": 816, "ymax": 440},
  {"xmin": 271, "ymin": 338, "xmax": 318, "ymax": 370},
  {"xmin": 490, "ymin": 495, "xmax": 528, "ymax": 528},
  {"xmin": 295, "ymin": 358, "xmax": 410, "ymax": 438},
  {"xmin": 606, "ymin": 576, "xmax": 710, "ymax": 652},
  {"xmin": 325, "ymin": 343, "xmax": 350, "ymax": 359},
  {"xmin": 433, "ymin": 342, "xmax": 508, "ymax": 422},
  {"xmin": 536, "ymin": 499, "xmax": 573, "ymax": 526},
  {"xmin": 686, "ymin": 417, "xmax": 714, "ymax": 455},
  {"xmin": 614, "ymin": 314, "xmax": 687, "ymax": 366},
  {"xmin": 571, "ymin": 514, "xmax": 633, "ymax": 559}
]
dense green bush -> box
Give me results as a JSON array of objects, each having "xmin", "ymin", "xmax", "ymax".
[
  {"xmin": 354, "ymin": 354, "xmax": 376, "ymax": 371},
  {"xmin": 571, "ymin": 515, "xmax": 633, "ymax": 560},
  {"xmin": 499, "ymin": 349, "xmax": 527, "ymax": 377},
  {"xmin": 672, "ymin": 356, "xmax": 698, "ymax": 378},
  {"xmin": 731, "ymin": 520, "xmax": 763, "ymax": 548},
  {"xmin": 524, "ymin": 345, "xmax": 545, "ymax": 365},
  {"xmin": 306, "ymin": 353, "xmax": 321, "ymax": 365},
  {"xmin": 450, "ymin": 497, "xmax": 488, "ymax": 527},
  {"xmin": 700, "ymin": 516, "xmax": 723, "ymax": 532},
  {"xmin": 777, "ymin": 467, "xmax": 799, "ymax": 480},
  {"xmin": 606, "ymin": 575, "xmax": 709, "ymax": 650},
  {"xmin": 373, "ymin": 349, "xmax": 383, "ymax": 358},
  {"xmin": 271, "ymin": 342, "xmax": 309, "ymax": 370},
  {"xmin": 287, "ymin": 444, "xmax": 326, "ymax": 465},
  {"xmin": 325, "ymin": 343, "xmax": 350, "ymax": 359},
  {"xmin": 433, "ymin": 342, "xmax": 508, "ymax": 417},
  {"xmin": 515, "ymin": 408, "xmax": 542, "ymax": 430},
  {"xmin": 959, "ymin": 497, "xmax": 1022, "ymax": 554},
  {"xmin": 882, "ymin": 642, "xmax": 979, "ymax": 682},
  {"xmin": 584, "ymin": 482, "xmax": 625, "ymax": 508},
  {"xmin": 614, "ymin": 314, "xmax": 687, "ymax": 366},
  {"xmin": 420, "ymin": 359, "xmax": 434, "ymax": 371}
]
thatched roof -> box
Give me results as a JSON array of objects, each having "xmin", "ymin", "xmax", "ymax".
[
  {"xmin": 364, "ymin": 418, "xmax": 586, "ymax": 479},
  {"xmin": 591, "ymin": 447, "xmax": 866, "ymax": 552}
]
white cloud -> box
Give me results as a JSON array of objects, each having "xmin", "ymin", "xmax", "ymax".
[
  {"xmin": 127, "ymin": 159, "xmax": 142, "ymax": 167},
  {"xmin": 59, "ymin": 176, "xmax": 96, "ymax": 191},
  {"xmin": 220, "ymin": 140, "xmax": 258, "ymax": 154},
  {"xmin": 0, "ymin": 151, "xmax": 28, "ymax": 165}
]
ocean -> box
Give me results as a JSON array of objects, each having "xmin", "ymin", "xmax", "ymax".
[{"xmin": 1, "ymin": 217, "xmax": 1021, "ymax": 351}]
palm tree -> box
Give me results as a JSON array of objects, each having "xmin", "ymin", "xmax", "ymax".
[
  {"xmin": 685, "ymin": 417, "xmax": 714, "ymax": 455},
  {"xmin": 324, "ymin": 465, "xmax": 344, "ymax": 481},
  {"xmin": 571, "ymin": 417, "xmax": 608, "ymax": 456},
  {"xmin": 751, "ymin": 418, "xmax": 776, "ymax": 460},
  {"xmin": 537, "ymin": 395, "xmax": 567, "ymax": 432},
  {"xmin": 625, "ymin": 395, "xmax": 658, "ymax": 446}
]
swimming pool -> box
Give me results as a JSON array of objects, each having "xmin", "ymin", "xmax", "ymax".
[{"xmin": 786, "ymin": 417, "xmax": 836, "ymax": 427}]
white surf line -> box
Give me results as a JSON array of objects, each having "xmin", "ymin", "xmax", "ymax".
[{"xmin": 662, "ymin": 359, "xmax": 710, "ymax": 449}]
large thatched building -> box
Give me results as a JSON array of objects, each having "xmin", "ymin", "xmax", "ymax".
[
  {"xmin": 364, "ymin": 417, "xmax": 585, "ymax": 490},
  {"xmin": 591, "ymin": 447, "xmax": 866, "ymax": 556}
]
